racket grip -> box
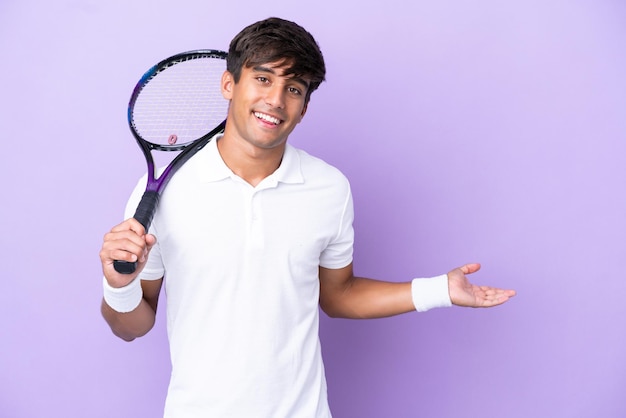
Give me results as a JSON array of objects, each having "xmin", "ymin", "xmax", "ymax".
[
  {"xmin": 133, "ymin": 190, "xmax": 161, "ymax": 232},
  {"xmin": 113, "ymin": 191, "xmax": 161, "ymax": 275},
  {"xmin": 113, "ymin": 260, "xmax": 137, "ymax": 274}
]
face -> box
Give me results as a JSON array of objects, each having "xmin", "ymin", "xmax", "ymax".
[{"xmin": 221, "ymin": 62, "xmax": 310, "ymax": 152}]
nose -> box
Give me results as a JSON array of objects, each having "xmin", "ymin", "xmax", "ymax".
[{"xmin": 265, "ymin": 85, "xmax": 285, "ymax": 109}]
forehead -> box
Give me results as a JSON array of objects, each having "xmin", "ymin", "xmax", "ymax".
[{"xmin": 247, "ymin": 60, "xmax": 311, "ymax": 87}]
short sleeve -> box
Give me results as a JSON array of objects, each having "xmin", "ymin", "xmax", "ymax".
[{"xmin": 319, "ymin": 184, "xmax": 354, "ymax": 269}]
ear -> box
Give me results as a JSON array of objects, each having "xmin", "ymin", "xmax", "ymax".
[{"xmin": 221, "ymin": 71, "xmax": 234, "ymax": 100}]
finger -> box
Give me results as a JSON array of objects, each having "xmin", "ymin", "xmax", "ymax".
[
  {"xmin": 458, "ymin": 263, "xmax": 481, "ymax": 275},
  {"xmin": 476, "ymin": 288, "xmax": 516, "ymax": 307},
  {"xmin": 101, "ymin": 228, "xmax": 152, "ymax": 265},
  {"xmin": 105, "ymin": 248, "xmax": 139, "ymax": 264},
  {"xmin": 103, "ymin": 230, "xmax": 148, "ymax": 254},
  {"xmin": 482, "ymin": 294, "xmax": 513, "ymax": 307},
  {"xmin": 145, "ymin": 233, "xmax": 157, "ymax": 248},
  {"xmin": 101, "ymin": 238, "xmax": 144, "ymax": 264},
  {"xmin": 479, "ymin": 286, "xmax": 517, "ymax": 297},
  {"xmin": 110, "ymin": 218, "xmax": 146, "ymax": 236},
  {"xmin": 135, "ymin": 234, "xmax": 158, "ymax": 263}
]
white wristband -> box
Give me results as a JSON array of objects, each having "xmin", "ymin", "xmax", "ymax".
[
  {"xmin": 411, "ymin": 274, "xmax": 452, "ymax": 312},
  {"xmin": 103, "ymin": 277, "xmax": 143, "ymax": 313}
]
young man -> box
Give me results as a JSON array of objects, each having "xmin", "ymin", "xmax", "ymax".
[{"xmin": 100, "ymin": 17, "xmax": 516, "ymax": 418}]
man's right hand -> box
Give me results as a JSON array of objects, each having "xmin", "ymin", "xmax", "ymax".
[{"xmin": 99, "ymin": 218, "xmax": 157, "ymax": 288}]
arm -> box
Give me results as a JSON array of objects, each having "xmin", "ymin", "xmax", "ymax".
[
  {"xmin": 99, "ymin": 218, "xmax": 162, "ymax": 341},
  {"xmin": 319, "ymin": 262, "xmax": 515, "ymax": 319},
  {"xmin": 101, "ymin": 279, "xmax": 162, "ymax": 341},
  {"xmin": 319, "ymin": 264, "xmax": 414, "ymax": 319}
]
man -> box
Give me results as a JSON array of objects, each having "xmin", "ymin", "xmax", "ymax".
[{"xmin": 100, "ymin": 17, "xmax": 516, "ymax": 418}]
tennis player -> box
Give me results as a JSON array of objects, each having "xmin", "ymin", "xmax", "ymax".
[{"xmin": 100, "ymin": 17, "xmax": 516, "ymax": 418}]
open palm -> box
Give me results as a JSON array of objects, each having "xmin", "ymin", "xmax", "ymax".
[{"xmin": 448, "ymin": 263, "xmax": 516, "ymax": 308}]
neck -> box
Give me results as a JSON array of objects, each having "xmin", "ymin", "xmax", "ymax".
[{"xmin": 216, "ymin": 134, "xmax": 285, "ymax": 187}]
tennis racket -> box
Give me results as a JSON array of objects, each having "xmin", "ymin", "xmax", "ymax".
[{"xmin": 114, "ymin": 49, "xmax": 229, "ymax": 274}]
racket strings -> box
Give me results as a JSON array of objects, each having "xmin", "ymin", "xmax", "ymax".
[{"xmin": 132, "ymin": 57, "xmax": 227, "ymax": 146}]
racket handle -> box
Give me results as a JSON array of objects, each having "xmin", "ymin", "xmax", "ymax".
[
  {"xmin": 113, "ymin": 260, "xmax": 137, "ymax": 274},
  {"xmin": 113, "ymin": 191, "xmax": 161, "ymax": 275},
  {"xmin": 133, "ymin": 190, "xmax": 161, "ymax": 232}
]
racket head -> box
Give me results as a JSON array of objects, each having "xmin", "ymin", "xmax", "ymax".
[{"xmin": 128, "ymin": 49, "xmax": 229, "ymax": 151}]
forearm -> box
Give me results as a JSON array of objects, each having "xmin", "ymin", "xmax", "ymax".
[
  {"xmin": 101, "ymin": 297, "xmax": 157, "ymax": 341},
  {"xmin": 320, "ymin": 277, "xmax": 415, "ymax": 319},
  {"xmin": 319, "ymin": 264, "xmax": 452, "ymax": 319},
  {"xmin": 101, "ymin": 277, "xmax": 162, "ymax": 341}
]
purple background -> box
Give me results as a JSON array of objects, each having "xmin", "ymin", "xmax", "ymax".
[{"xmin": 1, "ymin": 1, "xmax": 625, "ymax": 417}]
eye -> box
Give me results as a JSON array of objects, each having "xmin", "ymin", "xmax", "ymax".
[
  {"xmin": 256, "ymin": 76, "xmax": 270, "ymax": 84},
  {"xmin": 288, "ymin": 86, "xmax": 302, "ymax": 96}
]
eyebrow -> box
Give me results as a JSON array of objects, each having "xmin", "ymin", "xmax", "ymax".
[{"xmin": 252, "ymin": 65, "xmax": 310, "ymax": 91}]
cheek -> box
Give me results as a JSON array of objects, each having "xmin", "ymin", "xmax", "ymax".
[{"xmin": 299, "ymin": 102, "xmax": 308, "ymax": 118}]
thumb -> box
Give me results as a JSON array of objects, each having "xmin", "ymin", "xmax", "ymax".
[
  {"xmin": 457, "ymin": 263, "xmax": 481, "ymax": 276},
  {"xmin": 137, "ymin": 234, "xmax": 157, "ymax": 265},
  {"xmin": 145, "ymin": 233, "xmax": 157, "ymax": 249}
]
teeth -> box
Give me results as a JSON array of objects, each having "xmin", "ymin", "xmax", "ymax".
[{"xmin": 254, "ymin": 112, "xmax": 280, "ymax": 125}]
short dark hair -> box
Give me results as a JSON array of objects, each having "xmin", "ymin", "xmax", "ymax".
[{"xmin": 227, "ymin": 17, "xmax": 326, "ymax": 103}]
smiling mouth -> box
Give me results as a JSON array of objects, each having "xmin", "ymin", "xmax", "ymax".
[{"xmin": 254, "ymin": 112, "xmax": 282, "ymax": 125}]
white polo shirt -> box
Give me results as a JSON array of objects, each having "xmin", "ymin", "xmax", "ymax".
[{"xmin": 126, "ymin": 138, "xmax": 354, "ymax": 418}]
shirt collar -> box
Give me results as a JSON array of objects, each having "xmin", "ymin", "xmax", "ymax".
[
  {"xmin": 193, "ymin": 135, "xmax": 232, "ymax": 183},
  {"xmin": 194, "ymin": 136, "xmax": 304, "ymax": 186},
  {"xmin": 270, "ymin": 143, "xmax": 304, "ymax": 185}
]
